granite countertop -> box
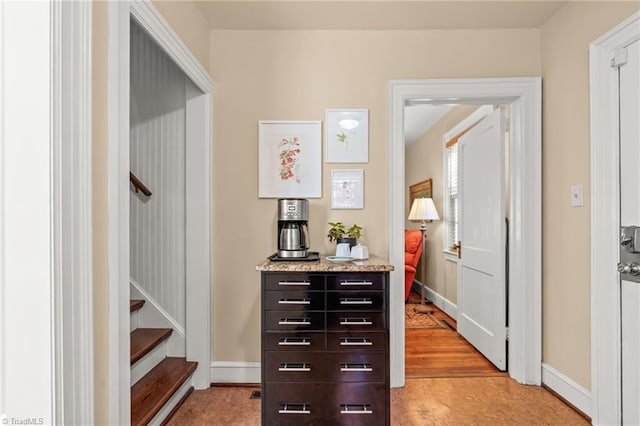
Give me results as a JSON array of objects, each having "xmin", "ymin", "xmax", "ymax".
[{"xmin": 256, "ymin": 255, "xmax": 394, "ymax": 272}]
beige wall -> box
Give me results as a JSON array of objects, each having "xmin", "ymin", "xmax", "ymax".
[
  {"xmin": 89, "ymin": 2, "xmax": 640, "ymax": 417},
  {"xmin": 210, "ymin": 29, "xmax": 540, "ymax": 362},
  {"xmin": 91, "ymin": 1, "xmax": 210, "ymax": 423},
  {"xmin": 405, "ymin": 105, "xmax": 478, "ymax": 304},
  {"xmin": 540, "ymin": 1, "xmax": 639, "ymax": 390},
  {"xmin": 152, "ymin": 0, "xmax": 211, "ymax": 73}
]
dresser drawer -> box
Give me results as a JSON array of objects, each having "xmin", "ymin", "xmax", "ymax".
[
  {"xmin": 264, "ymin": 352, "xmax": 326, "ymax": 382},
  {"xmin": 265, "ymin": 290, "xmax": 325, "ymax": 311},
  {"xmin": 326, "ymin": 273, "xmax": 385, "ymax": 291},
  {"xmin": 327, "ymin": 312, "xmax": 385, "ymax": 331},
  {"xmin": 327, "ymin": 331, "xmax": 386, "ymax": 352},
  {"xmin": 263, "ymin": 382, "xmax": 387, "ymax": 426},
  {"xmin": 264, "ymin": 273, "xmax": 324, "ymax": 291},
  {"xmin": 327, "ymin": 291, "xmax": 384, "ymax": 311},
  {"xmin": 265, "ymin": 311, "xmax": 325, "ymax": 331},
  {"xmin": 265, "ymin": 352, "xmax": 385, "ymax": 383},
  {"xmin": 264, "ymin": 332, "xmax": 325, "ymax": 351},
  {"xmin": 323, "ymin": 352, "xmax": 386, "ymax": 383}
]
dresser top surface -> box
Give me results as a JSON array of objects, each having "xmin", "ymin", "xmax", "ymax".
[{"xmin": 256, "ymin": 255, "xmax": 394, "ymax": 272}]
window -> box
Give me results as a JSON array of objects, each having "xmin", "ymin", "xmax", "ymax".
[{"xmin": 444, "ymin": 140, "xmax": 459, "ymax": 253}]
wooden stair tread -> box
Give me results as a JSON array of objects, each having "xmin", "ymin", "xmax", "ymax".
[
  {"xmin": 131, "ymin": 328, "xmax": 172, "ymax": 365},
  {"xmin": 131, "ymin": 357, "xmax": 197, "ymax": 426},
  {"xmin": 130, "ymin": 299, "xmax": 145, "ymax": 313}
]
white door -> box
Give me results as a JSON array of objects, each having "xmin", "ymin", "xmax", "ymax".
[
  {"xmin": 457, "ymin": 108, "xmax": 507, "ymax": 370},
  {"xmin": 619, "ymin": 38, "xmax": 640, "ymax": 426}
]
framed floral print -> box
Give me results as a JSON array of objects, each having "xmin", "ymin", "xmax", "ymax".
[
  {"xmin": 325, "ymin": 109, "xmax": 369, "ymax": 163},
  {"xmin": 258, "ymin": 121, "xmax": 322, "ymax": 198}
]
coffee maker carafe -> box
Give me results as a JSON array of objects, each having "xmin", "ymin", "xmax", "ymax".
[{"xmin": 277, "ymin": 199, "xmax": 310, "ymax": 258}]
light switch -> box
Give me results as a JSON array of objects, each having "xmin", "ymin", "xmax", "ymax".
[{"xmin": 571, "ymin": 185, "xmax": 583, "ymax": 207}]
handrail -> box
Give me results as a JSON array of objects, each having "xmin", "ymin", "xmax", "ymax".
[{"xmin": 130, "ymin": 172, "xmax": 152, "ymax": 197}]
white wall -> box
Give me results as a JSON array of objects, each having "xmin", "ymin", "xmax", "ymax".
[
  {"xmin": 130, "ymin": 22, "xmax": 187, "ymax": 327},
  {"xmin": 0, "ymin": 1, "xmax": 54, "ymax": 422}
]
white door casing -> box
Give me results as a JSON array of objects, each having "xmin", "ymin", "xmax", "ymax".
[
  {"xmin": 590, "ymin": 11, "xmax": 640, "ymax": 426},
  {"xmin": 457, "ymin": 108, "xmax": 507, "ymax": 370},
  {"xmin": 388, "ymin": 78, "xmax": 541, "ymax": 388},
  {"xmin": 619, "ymin": 38, "xmax": 640, "ymax": 426}
]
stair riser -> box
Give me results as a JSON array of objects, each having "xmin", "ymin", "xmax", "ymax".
[
  {"xmin": 130, "ymin": 311, "xmax": 139, "ymax": 332},
  {"xmin": 131, "ymin": 282, "xmax": 186, "ymax": 357},
  {"xmin": 146, "ymin": 375, "xmax": 194, "ymax": 426},
  {"xmin": 131, "ymin": 340, "xmax": 168, "ymax": 386}
]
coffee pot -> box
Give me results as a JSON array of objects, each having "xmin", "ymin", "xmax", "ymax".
[{"xmin": 277, "ymin": 199, "xmax": 310, "ymax": 258}]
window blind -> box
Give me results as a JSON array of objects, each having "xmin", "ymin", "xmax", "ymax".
[{"xmin": 445, "ymin": 143, "xmax": 459, "ymax": 250}]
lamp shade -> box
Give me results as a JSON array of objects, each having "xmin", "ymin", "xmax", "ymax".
[{"xmin": 408, "ymin": 197, "xmax": 440, "ymax": 222}]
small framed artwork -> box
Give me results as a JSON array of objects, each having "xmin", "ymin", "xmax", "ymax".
[
  {"xmin": 325, "ymin": 109, "xmax": 369, "ymax": 163},
  {"xmin": 409, "ymin": 178, "xmax": 432, "ymax": 210},
  {"xmin": 331, "ymin": 169, "xmax": 364, "ymax": 209},
  {"xmin": 258, "ymin": 120, "xmax": 322, "ymax": 198}
]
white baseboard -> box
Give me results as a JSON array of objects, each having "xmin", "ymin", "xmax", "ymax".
[
  {"xmin": 542, "ymin": 363, "xmax": 591, "ymax": 417},
  {"xmin": 211, "ymin": 361, "xmax": 260, "ymax": 384},
  {"xmin": 418, "ymin": 283, "xmax": 458, "ymax": 319}
]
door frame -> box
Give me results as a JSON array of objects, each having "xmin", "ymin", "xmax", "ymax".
[
  {"xmin": 388, "ymin": 78, "xmax": 542, "ymax": 388},
  {"xmin": 590, "ymin": 11, "xmax": 640, "ymax": 426},
  {"xmin": 107, "ymin": 1, "xmax": 214, "ymax": 423}
]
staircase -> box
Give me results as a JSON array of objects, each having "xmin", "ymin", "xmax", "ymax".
[{"xmin": 130, "ymin": 299, "xmax": 197, "ymax": 425}]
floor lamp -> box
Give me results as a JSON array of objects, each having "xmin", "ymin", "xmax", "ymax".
[{"xmin": 408, "ymin": 197, "xmax": 440, "ymax": 314}]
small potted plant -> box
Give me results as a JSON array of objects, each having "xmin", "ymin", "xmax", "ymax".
[{"xmin": 327, "ymin": 222, "xmax": 362, "ymax": 248}]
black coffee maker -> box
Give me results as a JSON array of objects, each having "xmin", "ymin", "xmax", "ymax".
[{"xmin": 277, "ymin": 199, "xmax": 310, "ymax": 258}]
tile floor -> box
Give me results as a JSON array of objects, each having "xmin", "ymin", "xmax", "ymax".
[{"xmin": 167, "ymin": 377, "xmax": 589, "ymax": 425}]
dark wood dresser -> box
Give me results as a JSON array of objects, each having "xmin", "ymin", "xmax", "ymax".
[{"xmin": 257, "ymin": 257, "xmax": 393, "ymax": 426}]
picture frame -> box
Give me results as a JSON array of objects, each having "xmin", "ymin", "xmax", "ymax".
[
  {"xmin": 409, "ymin": 178, "xmax": 433, "ymax": 210},
  {"xmin": 331, "ymin": 169, "xmax": 364, "ymax": 209},
  {"xmin": 258, "ymin": 120, "xmax": 322, "ymax": 198},
  {"xmin": 325, "ymin": 109, "xmax": 369, "ymax": 163}
]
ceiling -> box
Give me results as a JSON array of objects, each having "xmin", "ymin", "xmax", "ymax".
[
  {"xmin": 194, "ymin": 0, "xmax": 567, "ymax": 142},
  {"xmin": 404, "ymin": 104, "xmax": 452, "ymax": 145},
  {"xmin": 194, "ymin": 1, "xmax": 567, "ymax": 31}
]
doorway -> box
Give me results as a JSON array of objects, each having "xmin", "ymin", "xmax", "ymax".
[
  {"xmin": 403, "ymin": 102, "xmax": 510, "ymax": 378},
  {"xmin": 107, "ymin": 2, "xmax": 213, "ymax": 423},
  {"xmin": 388, "ymin": 78, "xmax": 542, "ymax": 389}
]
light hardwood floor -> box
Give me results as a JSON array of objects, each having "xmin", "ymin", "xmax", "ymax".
[{"xmin": 405, "ymin": 297, "xmax": 508, "ymax": 379}]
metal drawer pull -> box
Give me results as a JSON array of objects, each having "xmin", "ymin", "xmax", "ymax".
[
  {"xmin": 340, "ymin": 363, "xmax": 372, "ymax": 372},
  {"xmin": 278, "ymin": 298, "xmax": 311, "ymax": 305},
  {"xmin": 340, "ymin": 404, "xmax": 372, "ymax": 415},
  {"xmin": 278, "ymin": 281, "xmax": 310, "ymax": 286},
  {"xmin": 339, "ymin": 280, "xmax": 373, "ymax": 287},
  {"xmin": 279, "ymin": 403, "xmax": 311, "ymax": 414},
  {"xmin": 340, "ymin": 298, "xmax": 372, "ymax": 305},
  {"xmin": 279, "ymin": 362, "xmax": 311, "ymax": 372},
  {"xmin": 279, "ymin": 337, "xmax": 311, "ymax": 346},
  {"xmin": 279, "ymin": 318, "xmax": 311, "ymax": 325},
  {"xmin": 339, "ymin": 337, "xmax": 372, "ymax": 346},
  {"xmin": 340, "ymin": 317, "xmax": 372, "ymax": 326}
]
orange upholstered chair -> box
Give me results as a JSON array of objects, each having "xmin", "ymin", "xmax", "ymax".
[{"xmin": 405, "ymin": 229, "xmax": 423, "ymax": 301}]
